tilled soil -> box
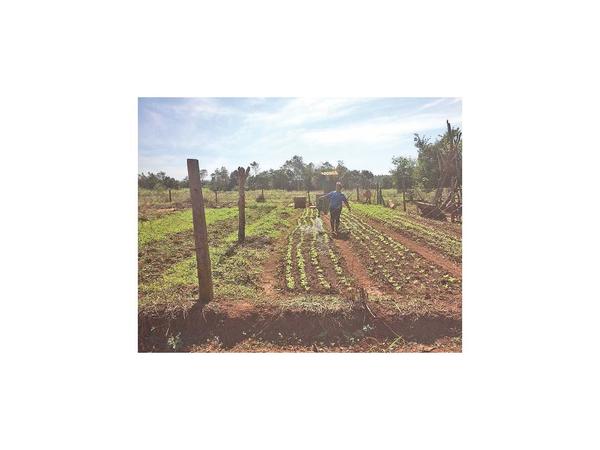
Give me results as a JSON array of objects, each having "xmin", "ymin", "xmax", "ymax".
[
  {"xmin": 282, "ymin": 211, "xmax": 358, "ymax": 295},
  {"xmin": 188, "ymin": 335, "xmax": 461, "ymax": 352},
  {"xmin": 139, "ymin": 299, "xmax": 461, "ymax": 353},
  {"xmin": 327, "ymin": 213, "xmax": 461, "ymax": 316},
  {"xmin": 326, "ymin": 224, "xmax": 383, "ymax": 297},
  {"xmin": 361, "ymin": 215, "xmax": 462, "ymax": 279},
  {"xmin": 139, "ymin": 206, "xmax": 462, "ymax": 353}
]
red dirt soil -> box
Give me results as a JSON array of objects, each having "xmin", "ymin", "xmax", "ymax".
[
  {"xmin": 259, "ymin": 239, "xmax": 284, "ymax": 298},
  {"xmin": 362, "ymin": 215, "xmax": 462, "ymax": 279},
  {"xmin": 323, "ymin": 217, "xmax": 383, "ymax": 297}
]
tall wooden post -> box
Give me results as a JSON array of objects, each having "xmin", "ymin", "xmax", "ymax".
[
  {"xmin": 401, "ymin": 176, "xmax": 406, "ymax": 212},
  {"xmin": 168, "ymin": 189, "xmax": 172, "ymax": 203},
  {"xmin": 234, "ymin": 166, "xmax": 250, "ymax": 243},
  {"xmin": 187, "ymin": 159, "xmax": 213, "ymax": 304},
  {"xmin": 356, "ymin": 186, "xmax": 360, "ymax": 202}
]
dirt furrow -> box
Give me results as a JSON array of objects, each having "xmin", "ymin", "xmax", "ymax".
[
  {"xmin": 360, "ymin": 215, "xmax": 462, "ymax": 278},
  {"xmin": 259, "ymin": 237, "xmax": 285, "ymax": 298},
  {"xmin": 323, "ymin": 218, "xmax": 383, "ymax": 297}
]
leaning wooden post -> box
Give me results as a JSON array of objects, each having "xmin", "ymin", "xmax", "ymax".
[
  {"xmin": 187, "ymin": 159, "xmax": 213, "ymax": 304},
  {"xmin": 235, "ymin": 166, "xmax": 250, "ymax": 243}
]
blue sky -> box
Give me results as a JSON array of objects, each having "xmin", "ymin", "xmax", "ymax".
[{"xmin": 138, "ymin": 97, "xmax": 462, "ymax": 179}]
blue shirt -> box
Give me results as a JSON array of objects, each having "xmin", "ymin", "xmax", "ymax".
[{"xmin": 324, "ymin": 191, "xmax": 348, "ymax": 210}]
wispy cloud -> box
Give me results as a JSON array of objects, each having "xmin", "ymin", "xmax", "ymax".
[
  {"xmin": 138, "ymin": 97, "xmax": 462, "ymax": 178},
  {"xmin": 245, "ymin": 98, "xmax": 368, "ymax": 127},
  {"xmin": 418, "ymin": 98, "xmax": 451, "ymax": 111},
  {"xmin": 302, "ymin": 112, "xmax": 462, "ymax": 145}
]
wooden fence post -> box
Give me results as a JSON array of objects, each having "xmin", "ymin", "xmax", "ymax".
[
  {"xmin": 235, "ymin": 166, "xmax": 250, "ymax": 243},
  {"xmin": 401, "ymin": 176, "xmax": 406, "ymax": 212},
  {"xmin": 187, "ymin": 159, "xmax": 213, "ymax": 304},
  {"xmin": 356, "ymin": 186, "xmax": 360, "ymax": 202},
  {"xmin": 168, "ymin": 189, "xmax": 172, "ymax": 203}
]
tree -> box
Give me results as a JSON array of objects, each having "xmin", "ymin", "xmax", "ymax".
[
  {"xmin": 303, "ymin": 162, "xmax": 315, "ymax": 191},
  {"xmin": 336, "ymin": 160, "xmax": 348, "ymax": 180},
  {"xmin": 413, "ymin": 123, "xmax": 462, "ymax": 193},
  {"xmin": 359, "ymin": 170, "xmax": 374, "ymax": 188},
  {"xmin": 138, "ymin": 171, "xmax": 178, "ymax": 189},
  {"xmin": 210, "ymin": 167, "xmax": 230, "ymax": 192},
  {"xmin": 374, "ymin": 174, "xmax": 393, "ymax": 189},
  {"xmin": 271, "ymin": 168, "xmax": 291, "ymax": 190},
  {"xmin": 179, "ymin": 176, "xmax": 189, "ymax": 189},
  {"xmin": 250, "ymin": 171, "xmax": 270, "ymax": 191},
  {"xmin": 341, "ymin": 169, "xmax": 361, "ymax": 189},
  {"xmin": 390, "ymin": 156, "xmax": 416, "ymax": 192},
  {"xmin": 413, "ymin": 134, "xmax": 439, "ymax": 189},
  {"xmin": 250, "ymin": 161, "xmax": 260, "ymax": 176},
  {"xmin": 283, "ymin": 155, "xmax": 306, "ymax": 190}
]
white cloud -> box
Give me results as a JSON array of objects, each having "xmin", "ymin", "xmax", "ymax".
[
  {"xmin": 179, "ymin": 98, "xmax": 241, "ymax": 117},
  {"xmin": 245, "ymin": 98, "xmax": 368, "ymax": 127},
  {"xmin": 418, "ymin": 98, "xmax": 449, "ymax": 110},
  {"xmin": 302, "ymin": 113, "xmax": 462, "ymax": 145},
  {"xmin": 139, "ymin": 98, "xmax": 463, "ymax": 177}
]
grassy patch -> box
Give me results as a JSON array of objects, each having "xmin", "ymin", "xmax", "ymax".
[
  {"xmin": 138, "ymin": 208, "xmax": 238, "ymax": 247},
  {"xmin": 140, "ymin": 206, "xmax": 298, "ymax": 304}
]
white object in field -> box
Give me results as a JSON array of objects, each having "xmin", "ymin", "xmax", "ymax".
[{"xmin": 313, "ymin": 217, "xmax": 325, "ymax": 233}]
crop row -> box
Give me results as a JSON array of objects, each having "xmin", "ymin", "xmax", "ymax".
[
  {"xmin": 322, "ymin": 232, "xmax": 353, "ymax": 290},
  {"xmin": 285, "ymin": 208, "xmax": 309, "ymax": 290},
  {"xmin": 284, "ymin": 208, "xmax": 354, "ymax": 293},
  {"xmin": 342, "ymin": 212, "xmax": 411, "ymax": 292},
  {"xmin": 351, "ymin": 204, "xmax": 461, "ymax": 261},
  {"xmin": 343, "ymin": 210, "xmax": 461, "ymax": 297}
]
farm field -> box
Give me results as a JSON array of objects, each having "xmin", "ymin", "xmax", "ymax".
[{"xmin": 138, "ymin": 189, "xmax": 462, "ymax": 352}]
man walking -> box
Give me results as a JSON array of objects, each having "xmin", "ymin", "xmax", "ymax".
[{"xmin": 324, "ymin": 181, "xmax": 351, "ymax": 235}]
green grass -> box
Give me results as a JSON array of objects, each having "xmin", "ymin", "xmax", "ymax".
[
  {"xmin": 139, "ymin": 188, "xmax": 191, "ymax": 205},
  {"xmin": 138, "ymin": 208, "xmax": 238, "ymax": 247},
  {"xmin": 139, "ymin": 188, "xmax": 314, "ymax": 209},
  {"xmin": 140, "ymin": 206, "xmax": 297, "ymax": 301}
]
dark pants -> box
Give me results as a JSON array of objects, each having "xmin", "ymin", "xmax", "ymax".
[{"xmin": 330, "ymin": 207, "xmax": 342, "ymax": 232}]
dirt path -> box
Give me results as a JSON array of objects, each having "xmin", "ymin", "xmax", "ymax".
[
  {"xmin": 323, "ymin": 219, "xmax": 383, "ymax": 297},
  {"xmin": 258, "ymin": 235, "xmax": 287, "ymax": 299},
  {"xmin": 362, "ymin": 216, "xmax": 462, "ymax": 279},
  {"xmin": 335, "ymin": 238, "xmax": 383, "ymax": 296},
  {"xmin": 259, "ymin": 253, "xmax": 279, "ymax": 298}
]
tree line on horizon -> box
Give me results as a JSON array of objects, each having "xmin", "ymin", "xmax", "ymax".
[{"xmin": 138, "ymin": 125, "xmax": 462, "ymax": 193}]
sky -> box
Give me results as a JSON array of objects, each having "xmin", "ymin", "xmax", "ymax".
[{"xmin": 138, "ymin": 97, "xmax": 462, "ymax": 179}]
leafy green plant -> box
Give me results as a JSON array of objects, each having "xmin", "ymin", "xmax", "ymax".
[
  {"xmin": 351, "ymin": 203, "xmax": 461, "ymax": 261},
  {"xmin": 167, "ymin": 332, "xmax": 183, "ymax": 351}
]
